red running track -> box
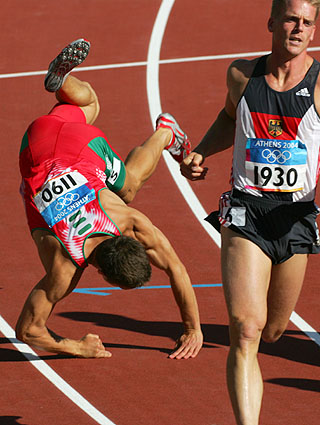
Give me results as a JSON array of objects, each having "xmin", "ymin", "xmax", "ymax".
[{"xmin": 0, "ymin": 1, "xmax": 319, "ymax": 424}]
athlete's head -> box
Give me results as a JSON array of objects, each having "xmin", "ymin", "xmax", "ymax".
[
  {"xmin": 271, "ymin": 0, "xmax": 320, "ymax": 20},
  {"xmin": 95, "ymin": 235, "xmax": 152, "ymax": 289}
]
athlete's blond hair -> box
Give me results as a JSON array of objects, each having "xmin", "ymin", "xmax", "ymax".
[{"xmin": 271, "ymin": 0, "xmax": 320, "ymax": 20}]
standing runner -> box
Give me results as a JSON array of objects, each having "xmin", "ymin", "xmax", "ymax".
[{"xmin": 181, "ymin": 1, "xmax": 320, "ymax": 423}]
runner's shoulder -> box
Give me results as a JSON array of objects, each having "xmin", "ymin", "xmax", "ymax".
[{"xmin": 227, "ymin": 57, "xmax": 259, "ymax": 85}]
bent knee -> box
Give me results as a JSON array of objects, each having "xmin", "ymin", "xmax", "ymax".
[
  {"xmin": 261, "ymin": 326, "xmax": 285, "ymax": 343},
  {"xmin": 118, "ymin": 172, "xmax": 140, "ymax": 204},
  {"xmin": 117, "ymin": 185, "xmax": 136, "ymax": 204},
  {"xmin": 15, "ymin": 322, "xmax": 27, "ymax": 343}
]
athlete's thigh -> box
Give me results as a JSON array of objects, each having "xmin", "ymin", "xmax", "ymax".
[
  {"xmin": 266, "ymin": 254, "xmax": 308, "ymax": 329},
  {"xmin": 221, "ymin": 226, "xmax": 272, "ymax": 322}
]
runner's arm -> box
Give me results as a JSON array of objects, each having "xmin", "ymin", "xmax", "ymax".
[
  {"xmin": 133, "ymin": 214, "xmax": 203, "ymax": 359},
  {"xmin": 180, "ymin": 58, "xmax": 252, "ymax": 180},
  {"xmin": 15, "ymin": 234, "xmax": 111, "ymax": 358},
  {"xmin": 196, "ymin": 94, "xmax": 236, "ymax": 156},
  {"xmin": 180, "ymin": 98, "xmax": 235, "ymax": 181}
]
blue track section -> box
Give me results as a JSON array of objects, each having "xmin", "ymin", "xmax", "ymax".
[{"xmin": 73, "ymin": 283, "xmax": 223, "ymax": 296}]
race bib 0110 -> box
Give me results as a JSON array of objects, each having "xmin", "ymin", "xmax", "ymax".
[
  {"xmin": 245, "ymin": 138, "xmax": 307, "ymax": 192},
  {"xmin": 33, "ymin": 170, "xmax": 96, "ymax": 227}
]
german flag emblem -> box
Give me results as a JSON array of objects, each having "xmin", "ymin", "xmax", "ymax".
[{"xmin": 268, "ymin": 119, "xmax": 283, "ymax": 137}]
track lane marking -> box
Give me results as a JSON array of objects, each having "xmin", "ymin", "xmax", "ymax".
[
  {"xmin": 0, "ymin": 315, "xmax": 115, "ymax": 425},
  {"xmin": 1, "ymin": 47, "xmax": 320, "ymax": 80},
  {"xmin": 73, "ymin": 283, "xmax": 223, "ymax": 296}
]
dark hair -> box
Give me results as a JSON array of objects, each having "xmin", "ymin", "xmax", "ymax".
[{"xmin": 95, "ymin": 236, "xmax": 152, "ymax": 289}]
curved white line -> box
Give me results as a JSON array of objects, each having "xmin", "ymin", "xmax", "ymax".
[
  {"xmin": 146, "ymin": 0, "xmax": 320, "ymax": 346},
  {"xmin": 146, "ymin": 0, "xmax": 221, "ymax": 247},
  {"xmin": 0, "ymin": 316, "xmax": 115, "ymax": 424}
]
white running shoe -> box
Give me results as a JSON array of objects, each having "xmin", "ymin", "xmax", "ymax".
[
  {"xmin": 156, "ymin": 113, "xmax": 191, "ymax": 163},
  {"xmin": 44, "ymin": 38, "xmax": 91, "ymax": 92}
]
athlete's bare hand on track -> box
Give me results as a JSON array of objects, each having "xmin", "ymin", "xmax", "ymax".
[
  {"xmin": 169, "ymin": 329, "xmax": 203, "ymax": 359},
  {"xmin": 79, "ymin": 333, "xmax": 112, "ymax": 358},
  {"xmin": 180, "ymin": 152, "xmax": 208, "ymax": 181}
]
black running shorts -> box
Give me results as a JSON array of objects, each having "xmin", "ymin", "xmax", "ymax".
[{"xmin": 205, "ymin": 189, "xmax": 320, "ymax": 264}]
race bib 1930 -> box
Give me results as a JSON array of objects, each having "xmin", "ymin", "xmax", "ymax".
[
  {"xmin": 245, "ymin": 138, "xmax": 307, "ymax": 192},
  {"xmin": 33, "ymin": 170, "xmax": 96, "ymax": 227}
]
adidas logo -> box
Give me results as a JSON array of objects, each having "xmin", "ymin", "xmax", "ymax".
[{"xmin": 296, "ymin": 87, "xmax": 310, "ymax": 97}]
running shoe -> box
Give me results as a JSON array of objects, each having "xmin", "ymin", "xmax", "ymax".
[
  {"xmin": 156, "ymin": 113, "xmax": 191, "ymax": 163},
  {"xmin": 44, "ymin": 38, "xmax": 91, "ymax": 92}
]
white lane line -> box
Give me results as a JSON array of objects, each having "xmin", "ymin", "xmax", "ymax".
[
  {"xmin": 146, "ymin": 0, "xmax": 221, "ymax": 247},
  {"xmin": 0, "ymin": 315, "xmax": 116, "ymax": 424},
  {"xmin": 290, "ymin": 312, "xmax": 320, "ymax": 347},
  {"xmin": 146, "ymin": 0, "xmax": 320, "ymax": 345},
  {"xmin": 2, "ymin": 46, "xmax": 320, "ymax": 80}
]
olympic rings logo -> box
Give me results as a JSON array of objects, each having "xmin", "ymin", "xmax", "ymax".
[
  {"xmin": 262, "ymin": 149, "xmax": 291, "ymax": 164},
  {"xmin": 55, "ymin": 192, "xmax": 80, "ymax": 211}
]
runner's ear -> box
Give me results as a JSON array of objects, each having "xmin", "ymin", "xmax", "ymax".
[{"xmin": 267, "ymin": 17, "xmax": 274, "ymax": 33}]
